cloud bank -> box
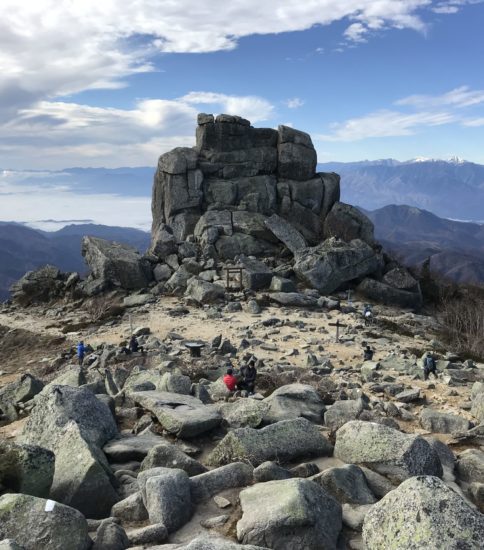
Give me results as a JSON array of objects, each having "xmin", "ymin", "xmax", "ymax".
[
  {"xmin": 317, "ymin": 86, "xmax": 484, "ymax": 141},
  {"xmin": 0, "ymin": 1, "xmax": 439, "ymax": 119}
]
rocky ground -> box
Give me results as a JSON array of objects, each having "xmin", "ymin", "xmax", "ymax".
[
  {"xmin": 1, "ymin": 114, "xmax": 483, "ymax": 548},
  {"xmin": 0, "ymin": 290, "xmax": 483, "ymax": 550}
]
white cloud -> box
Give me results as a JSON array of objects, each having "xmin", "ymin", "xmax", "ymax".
[
  {"xmin": 396, "ymin": 86, "xmax": 484, "ymax": 109},
  {"xmin": 284, "ymin": 98, "xmax": 305, "ymax": 109},
  {"xmin": 432, "ymin": 5, "xmax": 460, "ymax": 12},
  {"xmin": 462, "ymin": 117, "xmax": 484, "ymax": 127},
  {"xmin": 0, "ymin": 182, "xmax": 152, "ymax": 230},
  {"xmin": 317, "ymin": 85, "xmax": 484, "ymax": 141},
  {"xmin": 0, "ymin": 91, "xmax": 275, "ymax": 169},
  {"xmin": 180, "ymin": 92, "xmax": 274, "ymax": 122},
  {"xmin": 0, "ymin": 1, "xmax": 438, "ymax": 120},
  {"xmin": 344, "ymin": 23, "xmax": 369, "ymax": 42},
  {"xmin": 317, "ymin": 110, "xmax": 455, "ymax": 141},
  {"xmin": 432, "ymin": 1, "xmax": 483, "ymax": 14}
]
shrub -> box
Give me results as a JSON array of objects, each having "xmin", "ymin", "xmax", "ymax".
[{"xmin": 437, "ymin": 285, "xmax": 484, "ymax": 361}]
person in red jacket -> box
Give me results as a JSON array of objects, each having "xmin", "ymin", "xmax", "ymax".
[{"xmin": 223, "ymin": 368, "xmax": 238, "ymax": 392}]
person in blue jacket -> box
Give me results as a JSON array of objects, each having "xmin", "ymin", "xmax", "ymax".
[{"xmin": 77, "ymin": 341, "xmax": 85, "ymax": 366}]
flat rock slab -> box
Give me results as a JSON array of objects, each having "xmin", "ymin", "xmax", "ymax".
[
  {"xmin": 103, "ymin": 433, "xmax": 166, "ymax": 462},
  {"xmin": 263, "ymin": 383, "xmax": 325, "ymax": 424},
  {"xmin": 269, "ymin": 292, "xmax": 318, "ymax": 307},
  {"xmin": 334, "ymin": 421, "xmax": 443, "ymax": 483},
  {"xmin": 164, "ymin": 535, "xmax": 270, "ymax": 549},
  {"xmin": 264, "ymin": 214, "xmax": 307, "ymax": 254},
  {"xmin": 128, "ymin": 391, "xmax": 221, "ymax": 438},
  {"xmin": 123, "ymin": 294, "xmax": 154, "ymax": 308},
  {"xmin": 207, "ymin": 417, "xmax": 333, "ymax": 467},
  {"xmin": 395, "ymin": 388, "xmax": 421, "ymax": 403},
  {"xmin": 420, "ymin": 409, "xmax": 471, "ymax": 434},
  {"xmin": 215, "ymin": 399, "xmax": 269, "ymax": 428},
  {"xmin": 190, "ymin": 462, "xmax": 254, "ymax": 503}
]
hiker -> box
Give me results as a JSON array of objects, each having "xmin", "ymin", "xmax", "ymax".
[
  {"xmin": 363, "ymin": 304, "xmax": 373, "ymax": 326},
  {"xmin": 239, "ymin": 357, "xmax": 257, "ymax": 394},
  {"xmin": 77, "ymin": 341, "xmax": 85, "ymax": 366},
  {"xmin": 223, "ymin": 368, "xmax": 238, "ymax": 392},
  {"xmin": 424, "ymin": 353, "xmax": 438, "ymax": 380},
  {"xmin": 129, "ymin": 335, "xmax": 144, "ymax": 355},
  {"xmin": 363, "ymin": 345, "xmax": 374, "ymax": 361}
]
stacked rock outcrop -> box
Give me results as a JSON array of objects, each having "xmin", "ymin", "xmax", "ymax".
[
  {"xmin": 147, "ymin": 113, "xmax": 422, "ymax": 306},
  {"xmin": 9, "ymin": 113, "xmax": 422, "ymax": 308},
  {"xmin": 151, "ymin": 114, "xmax": 341, "ymax": 256}
]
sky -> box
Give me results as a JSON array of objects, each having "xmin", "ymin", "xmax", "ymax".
[{"xmin": 1, "ymin": 0, "xmax": 483, "ymax": 228}]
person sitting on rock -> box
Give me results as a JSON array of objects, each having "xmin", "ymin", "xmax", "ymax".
[
  {"xmin": 239, "ymin": 357, "xmax": 257, "ymax": 394},
  {"xmin": 363, "ymin": 345, "xmax": 374, "ymax": 361},
  {"xmin": 77, "ymin": 341, "xmax": 85, "ymax": 366},
  {"xmin": 424, "ymin": 353, "xmax": 438, "ymax": 380},
  {"xmin": 223, "ymin": 368, "xmax": 238, "ymax": 392}
]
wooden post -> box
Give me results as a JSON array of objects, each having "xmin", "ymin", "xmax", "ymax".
[{"xmin": 329, "ymin": 320, "xmax": 348, "ymax": 342}]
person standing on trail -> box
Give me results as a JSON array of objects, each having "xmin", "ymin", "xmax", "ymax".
[
  {"xmin": 363, "ymin": 345, "xmax": 374, "ymax": 361},
  {"xmin": 363, "ymin": 304, "xmax": 373, "ymax": 326},
  {"xmin": 423, "ymin": 352, "xmax": 438, "ymax": 380},
  {"xmin": 77, "ymin": 341, "xmax": 85, "ymax": 366}
]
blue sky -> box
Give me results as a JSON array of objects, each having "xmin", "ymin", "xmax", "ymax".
[{"xmin": 0, "ymin": 1, "xmax": 483, "ymax": 227}]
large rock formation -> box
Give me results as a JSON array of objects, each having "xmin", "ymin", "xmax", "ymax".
[
  {"xmin": 81, "ymin": 236, "xmax": 152, "ymax": 291},
  {"xmin": 10, "ymin": 265, "xmax": 79, "ymax": 306},
  {"xmin": 9, "ymin": 113, "xmax": 422, "ymax": 306},
  {"xmin": 151, "ymin": 114, "xmax": 341, "ymax": 254},
  {"xmin": 146, "ymin": 114, "xmax": 421, "ymax": 306}
]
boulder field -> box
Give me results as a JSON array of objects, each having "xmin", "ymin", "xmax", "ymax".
[
  {"xmin": 1, "ymin": 113, "xmax": 482, "ymax": 548},
  {"xmin": 0, "ymin": 320, "xmax": 483, "ymax": 548}
]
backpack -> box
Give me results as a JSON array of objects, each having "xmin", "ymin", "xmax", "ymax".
[{"xmin": 425, "ymin": 356, "xmax": 435, "ymax": 368}]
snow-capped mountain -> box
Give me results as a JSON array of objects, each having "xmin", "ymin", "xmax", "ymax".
[
  {"xmin": 406, "ymin": 156, "xmax": 468, "ymax": 164},
  {"xmin": 318, "ymin": 158, "xmax": 484, "ymax": 221}
]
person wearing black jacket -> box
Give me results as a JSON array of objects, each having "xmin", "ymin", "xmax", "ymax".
[
  {"xmin": 239, "ymin": 358, "xmax": 257, "ymax": 394},
  {"xmin": 363, "ymin": 345, "xmax": 374, "ymax": 361}
]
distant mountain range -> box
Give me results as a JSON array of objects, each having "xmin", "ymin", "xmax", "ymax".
[
  {"xmin": 0, "ymin": 223, "xmax": 151, "ymax": 300},
  {"xmin": 318, "ymin": 158, "xmax": 484, "ymax": 222},
  {"xmin": 4, "ymin": 158, "xmax": 483, "ymax": 228},
  {"xmin": 365, "ymin": 205, "xmax": 484, "ymax": 285},
  {"xmin": 1, "ymin": 157, "xmax": 483, "ymax": 300},
  {"xmin": 1, "ymin": 204, "xmax": 483, "ymax": 302}
]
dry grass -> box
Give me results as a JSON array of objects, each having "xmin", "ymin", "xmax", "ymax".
[{"xmin": 437, "ymin": 285, "xmax": 484, "ymax": 361}]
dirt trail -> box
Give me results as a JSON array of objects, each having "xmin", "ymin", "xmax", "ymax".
[{"xmin": 0, "ymin": 297, "xmax": 476, "ymax": 426}]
